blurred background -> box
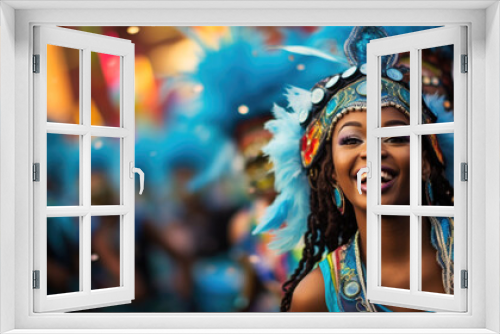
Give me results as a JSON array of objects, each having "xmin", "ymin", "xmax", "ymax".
[{"xmin": 45, "ymin": 26, "xmax": 453, "ymax": 312}]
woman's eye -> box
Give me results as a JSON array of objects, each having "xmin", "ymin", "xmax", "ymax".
[
  {"xmin": 384, "ymin": 136, "xmax": 410, "ymax": 144},
  {"xmin": 339, "ymin": 136, "xmax": 362, "ymax": 145}
]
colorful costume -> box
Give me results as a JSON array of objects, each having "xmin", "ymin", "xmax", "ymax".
[
  {"xmin": 319, "ymin": 232, "xmax": 393, "ymax": 312},
  {"xmin": 320, "ymin": 216, "xmax": 453, "ymax": 312}
]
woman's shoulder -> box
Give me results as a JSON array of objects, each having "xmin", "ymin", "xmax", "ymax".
[
  {"xmin": 289, "ymin": 242, "xmax": 354, "ymax": 312},
  {"xmin": 289, "ymin": 266, "xmax": 328, "ymax": 312}
]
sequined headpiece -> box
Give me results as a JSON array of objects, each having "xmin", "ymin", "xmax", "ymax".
[
  {"xmin": 299, "ymin": 69, "xmax": 445, "ymax": 171},
  {"xmin": 297, "ymin": 27, "xmax": 445, "ymax": 170},
  {"xmin": 300, "ymin": 70, "xmax": 412, "ymax": 169}
]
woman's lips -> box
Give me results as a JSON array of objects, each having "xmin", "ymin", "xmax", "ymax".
[
  {"xmin": 358, "ymin": 177, "xmax": 396, "ymax": 193},
  {"xmin": 357, "ymin": 166, "xmax": 397, "ymax": 194},
  {"xmin": 381, "ymin": 177, "xmax": 396, "ymax": 193},
  {"xmin": 360, "ymin": 182, "xmax": 368, "ymax": 193}
]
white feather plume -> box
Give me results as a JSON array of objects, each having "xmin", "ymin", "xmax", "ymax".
[{"xmin": 270, "ymin": 45, "xmax": 350, "ymax": 66}]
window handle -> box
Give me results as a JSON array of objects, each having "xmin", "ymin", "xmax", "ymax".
[
  {"xmin": 129, "ymin": 162, "xmax": 144, "ymax": 195},
  {"xmin": 357, "ymin": 166, "xmax": 370, "ymax": 195}
]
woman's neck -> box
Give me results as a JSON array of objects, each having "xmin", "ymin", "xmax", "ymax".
[
  {"xmin": 351, "ymin": 208, "xmax": 445, "ymax": 309},
  {"xmin": 353, "ymin": 208, "xmax": 433, "ymax": 265}
]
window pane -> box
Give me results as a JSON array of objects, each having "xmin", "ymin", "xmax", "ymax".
[
  {"xmin": 91, "ymin": 137, "xmax": 121, "ymax": 206},
  {"xmin": 421, "ymin": 45, "xmax": 454, "ymax": 124},
  {"xmin": 380, "ymin": 136, "xmax": 410, "ymax": 206},
  {"xmin": 421, "ymin": 134, "xmax": 454, "ymax": 206},
  {"xmin": 47, "ymin": 134, "xmax": 80, "ymax": 206},
  {"xmin": 91, "ymin": 52, "xmax": 121, "ymax": 127},
  {"xmin": 91, "ymin": 215, "xmax": 121, "ymax": 290},
  {"xmin": 380, "ymin": 51, "xmax": 410, "ymax": 128},
  {"xmin": 421, "ymin": 216, "xmax": 454, "ymax": 294},
  {"xmin": 381, "ymin": 215, "xmax": 410, "ymax": 290},
  {"xmin": 47, "ymin": 217, "xmax": 80, "ymax": 295},
  {"xmin": 47, "ymin": 45, "xmax": 80, "ymax": 124}
]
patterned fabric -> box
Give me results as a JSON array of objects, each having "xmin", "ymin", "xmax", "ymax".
[
  {"xmin": 319, "ymin": 218, "xmax": 454, "ymax": 312},
  {"xmin": 319, "ymin": 234, "xmax": 391, "ymax": 312}
]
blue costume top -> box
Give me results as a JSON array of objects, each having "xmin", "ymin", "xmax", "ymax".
[{"xmin": 319, "ymin": 217, "xmax": 454, "ymax": 312}]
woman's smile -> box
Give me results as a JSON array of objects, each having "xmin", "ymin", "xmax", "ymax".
[
  {"xmin": 380, "ymin": 166, "xmax": 399, "ymax": 192},
  {"xmin": 356, "ymin": 165, "xmax": 399, "ymax": 193}
]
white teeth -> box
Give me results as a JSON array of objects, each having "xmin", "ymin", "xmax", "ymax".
[
  {"xmin": 361, "ymin": 173, "xmax": 367, "ymax": 183},
  {"xmin": 357, "ymin": 170, "xmax": 395, "ymax": 184},
  {"xmin": 381, "ymin": 170, "xmax": 394, "ymax": 182}
]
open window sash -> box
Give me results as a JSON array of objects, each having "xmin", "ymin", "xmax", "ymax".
[
  {"xmin": 33, "ymin": 26, "xmax": 135, "ymax": 312},
  {"xmin": 366, "ymin": 26, "xmax": 467, "ymax": 312}
]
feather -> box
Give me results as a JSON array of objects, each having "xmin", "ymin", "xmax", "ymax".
[
  {"xmin": 252, "ymin": 100, "xmax": 311, "ymax": 253},
  {"xmin": 284, "ymin": 86, "xmax": 312, "ymax": 115},
  {"xmin": 187, "ymin": 141, "xmax": 237, "ymax": 192},
  {"xmin": 252, "ymin": 194, "xmax": 290, "ymax": 234},
  {"xmin": 270, "ymin": 45, "xmax": 350, "ymax": 66}
]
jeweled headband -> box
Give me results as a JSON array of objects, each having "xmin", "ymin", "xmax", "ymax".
[{"xmin": 299, "ymin": 64, "xmax": 411, "ymax": 169}]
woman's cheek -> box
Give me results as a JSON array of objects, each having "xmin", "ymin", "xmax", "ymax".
[
  {"xmin": 332, "ymin": 150, "xmax": 349, "ymax": 174},
  {"xmin": 400, "ymin": 147, "xmax": 411, "ymax": 167},
  {"xmin": 333, "ymin": 151, "xmax": 357, "ymax": 189}
]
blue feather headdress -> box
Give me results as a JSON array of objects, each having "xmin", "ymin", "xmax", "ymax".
[{"xmin": 253, "ymin": 26, "xmax": 454, "ymax": 253}]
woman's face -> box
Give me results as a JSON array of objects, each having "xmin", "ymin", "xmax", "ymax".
[{"xmin": 330, "ymin": 106, "xmax": 410, "ymax": 211}]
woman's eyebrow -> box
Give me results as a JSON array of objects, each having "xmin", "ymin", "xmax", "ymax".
[
  {"xmin": 339, "ymin": 121, "xmax": 362, "ymax": 132},
  {"xmin": 382, "ymin": 119, "xmax": 409, "ymax": 127}
]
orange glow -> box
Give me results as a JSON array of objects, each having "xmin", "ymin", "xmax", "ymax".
[
  {"xmin": 127, "ymin": 26, "xmax": 140, "ymax": 35},
  {"xmin": 238, "ymin": 105, "xmax": 249, "ymax": 115},
  {"xmin": 149, "ymin": 38, "xmax": 201, "ymax": 76},
  {"xmin": 90, "ymin": 100, "xmax": 104, "ymax": 126},
  {"xmin": 135, "ymin": 56, "xmax": 159, "ymax": 119},
  {"xmin": 47, "ymin": 45, "xmax": 79, "ymax": 123},
  {"xmin": 192, "ymin": 26, "xmax": 230, "ymax": 49}
]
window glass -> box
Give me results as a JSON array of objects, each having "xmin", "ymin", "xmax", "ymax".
[
  {"xmin": 91, "ymin": 215, "xmax": 121, "ymax": 290},
  {"xmin": 47, "ymin": 217, "xmax": 80, "ymax": 295},
  {"xmin": 47, "ymin": 134, "xmax": 80, "ymax": 206},
  {"xmin": 91, "ymin": 52, "xmax": 121, "ymax": 127},
  {"xmin": 47, "ymin": 45, "xmax": 80, "ymax": 124}
]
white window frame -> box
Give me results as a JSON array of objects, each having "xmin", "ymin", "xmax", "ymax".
[
  {"xmin": 33, "ymin": 25, "xmax": 136, "ymax": 313},
  {"xmin": 366, "ymin": 26, "xmax": 468, "ymax": 312},
  {"xmin": 1, "ymin": 1, "xmax": 499, "ymax": 333}
]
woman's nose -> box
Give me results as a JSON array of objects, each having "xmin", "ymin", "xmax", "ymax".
[
  {"xmin": 359, "ymin": 143, "xmax": 368, "ymax": 159},
  {"xmin": 381, "ymin": 144, "xmax": 388, "ymax": 159}
]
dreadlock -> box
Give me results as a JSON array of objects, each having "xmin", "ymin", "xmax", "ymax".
[
  {"xmin": 280, "ymin": 116, "xmax": 454, "ymax": 312},
  {"xmin": 280, "ymin": 140, "xmax": 357, "ymax": 312}
]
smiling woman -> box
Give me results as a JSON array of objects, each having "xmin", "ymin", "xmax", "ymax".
[{"xmin": 253, "ymin": 26, "xmax": 455, "ymax": 312}]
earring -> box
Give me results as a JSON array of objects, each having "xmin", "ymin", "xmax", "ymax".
[
  {"xmin": 332, "ymin": 183, "xmax": 345, "ymax": 215},
  {"xmin": 425, "ymin": 179, "xmax": 434, "ymax": 205}
]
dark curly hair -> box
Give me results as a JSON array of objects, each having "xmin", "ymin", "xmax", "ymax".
[{"xmin": 280, "ymin": 119, "xmax": 454, "ymax": 312}]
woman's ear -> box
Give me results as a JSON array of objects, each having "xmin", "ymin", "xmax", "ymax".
[{"xmin": 422, "ymin": 151, "xmax": 431, "ymax": 181}]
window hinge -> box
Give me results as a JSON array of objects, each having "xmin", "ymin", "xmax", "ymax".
[
  {"xmin": 461, "ymin": 162, "xmax": 468, "ymax": 181},
  {"xmin": 33, "ymin": 54, "xmax": 40, "ymax": 73},
  {"xmin": 461, "ymin": 270, "xmax": 468, "ymax": 289},
  {"xmin": 33, "ymin": 163, "xmax": 40, "ymax": 182},
  {"xmin": 461, "ymin": 54, "xmax": 468, "ymax": 73},
  {"xmin": 33, "ymin": 270, "xmax": 40, "ymax": 289}
]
